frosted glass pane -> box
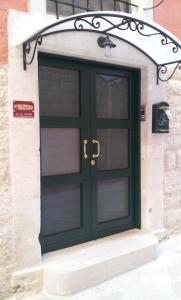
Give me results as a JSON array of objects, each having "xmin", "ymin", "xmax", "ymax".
[
  {"xmin": 97, "ymin": 178, "xmax": 128, "ymax": 222},
  {"xmin": 41, "ymin": 128, "xmax": 80, "ymax": 176},
  {"xmin": 96, "ymin": 74, "xmax": 128, "ymax": 119},
  {"xmin": 97, "ymin": 129, "xmax": 128, "ymax": 170},
  {"xmin": 41, "ymin": 183, "xmax": 81, "ymax": 235},
  {"xmin": 39, "ymin": 66, "xmax": 79, "ymax": 117}
]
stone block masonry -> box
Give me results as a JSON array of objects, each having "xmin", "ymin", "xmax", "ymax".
[
  {"xmin": 0, "ymin": 2, "xmax": 28, "ymax": 297},
  {"xmin": 164, "ymin": 71, "xmax": 181, "ymax": 233},
  {"xmin": 0, "ymin": 65, "xmax": 14, "ymax": 299}
]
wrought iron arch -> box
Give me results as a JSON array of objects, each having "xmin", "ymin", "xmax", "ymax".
[{"xmin": 23, "ymin": 12, "xmax": 181, "ymax": 83}]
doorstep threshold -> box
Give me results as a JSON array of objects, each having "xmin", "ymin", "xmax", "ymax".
[{"xmin": 43, "ymin": 229, "xmax": 158, "ymax": 296}]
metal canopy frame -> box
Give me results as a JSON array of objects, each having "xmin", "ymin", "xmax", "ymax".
[{"xmin": 23, "ymin": 12, "xmax": 181, "ymax": 83}]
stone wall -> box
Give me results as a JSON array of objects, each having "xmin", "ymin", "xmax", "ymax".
[
  {"xmin": 164, "ymin": 71, "xmax": 181, "ymax": 233},
  {"xmin": 0, "ymin": 65, "xmax": 14, "ymax": 299},
  {"xmin": 0, "ymin": 1, "xmax": 28, "ymax": 297}
]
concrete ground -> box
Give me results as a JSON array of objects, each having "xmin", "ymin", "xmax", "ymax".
[{"xmin": 9, "ymin": 233, "xmax": 181, "ymax": 300}]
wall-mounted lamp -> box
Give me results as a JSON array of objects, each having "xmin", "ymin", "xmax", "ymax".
[{"xmin": 97, "ymin": 35, "xmax": 116, "ymax": 57}]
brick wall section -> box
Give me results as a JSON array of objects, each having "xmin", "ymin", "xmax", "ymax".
[
  {"xmin": 164, "ymin": 71, "xmax": 181, "ymax": 233},
  {"xmin": 0, "ymin": 10, "xmax": 8, "ymax": 64},
  {"xmin": 0, "ymin": 0, "xmax": 27, "ymax": 64},
  {"xmin": 153, "ymin": 0, "xmax": 181, "ymax": 39},
  {"xmin": 0, "ymin": 0, "xmax": 28, "ymax": 298}
]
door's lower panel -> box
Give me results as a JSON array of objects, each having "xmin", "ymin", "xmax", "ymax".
[{"xmin": 40, "ymin": 222, "xmax": 136, "ymax": 254}]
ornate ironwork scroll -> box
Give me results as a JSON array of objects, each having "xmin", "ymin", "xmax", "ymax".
[
  {"xmin": 23, "ymin": 35, "xmax": 42, "ymax": 70},
  {"xmin": 23, "ymin": 12, "xmax": 181, "ymax": 83},
  {"xmin": 157, "ymin": 61, "xmax": 181, "ymax": 83}
]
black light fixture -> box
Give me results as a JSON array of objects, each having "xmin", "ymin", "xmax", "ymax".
[{"xmin": 97, "ymin": 35, "xmax": 116, "ymax": 57}]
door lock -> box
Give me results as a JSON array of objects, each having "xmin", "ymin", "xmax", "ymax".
[{"xmin": 91, "ymin": 159, "xmax": 96, "ymax": 166}]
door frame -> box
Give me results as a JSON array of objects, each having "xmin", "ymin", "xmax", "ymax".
[{"xmin": 38, "ymin": 52, "xmax": 141, "ymax": 253}]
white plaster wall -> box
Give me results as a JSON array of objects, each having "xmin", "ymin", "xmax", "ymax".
[
  {"xmin": 143, "ymin": 0, "xmax": 154, "ymax": 19},
  {"xmin": 29, "ymin": 0, "xmax": 46, "ymax": 15}
]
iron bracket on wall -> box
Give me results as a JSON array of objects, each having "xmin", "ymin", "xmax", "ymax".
[
  {"xmin": 157, "ymin": 60, "xmax": 181, "ymax": 83},
  {"xmin": 23, "ymin": 12, "xmax": 181, "ymax": 83}
]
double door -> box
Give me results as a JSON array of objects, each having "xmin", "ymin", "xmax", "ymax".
[{"xmin": 39, "ymin": 54, "xmax": 140, "ymax": 254}]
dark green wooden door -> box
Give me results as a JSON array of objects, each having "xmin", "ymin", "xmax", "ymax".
[{"xmin": 39, "ymin": 54, "xmax": 140, "ymax": 254}]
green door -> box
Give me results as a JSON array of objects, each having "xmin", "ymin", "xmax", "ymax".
[{"xmin": 39, "ymin": 54, "xmax": 140, "ymax": 254}]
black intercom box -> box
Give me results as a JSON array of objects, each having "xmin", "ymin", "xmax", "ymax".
[{"xmin": 152, "ymin": 102, "xmax": 169, "ymax": 133}]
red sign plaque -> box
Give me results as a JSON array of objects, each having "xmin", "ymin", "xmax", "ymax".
[{"xmin": 13, "ymin": 101, "xmax": 34, "ymax": 118}]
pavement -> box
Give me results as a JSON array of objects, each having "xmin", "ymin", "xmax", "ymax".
[{"xmin": 8, "ymin": 232, "xmax": 181, "ymax": 300}]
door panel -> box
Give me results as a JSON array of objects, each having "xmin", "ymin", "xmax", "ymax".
[
  {"xmin": 41, "ymin": 128, "xmax": 80, "ymax": 176},
  {"xmin": 39, "ymin": 56, "xmax": 92, "ymax": 253},
  {"xmin": 41, "ymin": 183, "xmax": 81, "ymax": 235},
  {"xmin": 90, "ymin": 67, "xmax": 135, "ymax": 234},
  {"xmin": 96, "ymin": 128, "xmax": 128, "ymax": 171},
  {"xmin": 39, "ymin": 65, "xmax": 80, "ymax": 117},
  {"xmin": 97, "ymin": 178, "xmax": 129, "ymax": 223},
  {"xmin": 96, "ymin": 74, "xmax": 129, "ymax": 119},
  {"xmin": 39, "ymin": 54, "xmax": 140, "ymax": 253}
]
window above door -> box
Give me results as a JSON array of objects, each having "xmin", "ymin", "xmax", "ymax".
[{"xmin": 46, "ymin": 0, "xmax": 138, "ymax": 18}]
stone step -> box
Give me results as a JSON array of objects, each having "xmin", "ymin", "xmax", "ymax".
[{"xmin": 43, "ymin": 229, "xmax": 158, "ymax": 296}]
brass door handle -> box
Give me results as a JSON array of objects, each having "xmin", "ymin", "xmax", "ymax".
[
  {"xmin": 83, "ymin": 139, "xmax": 88, "ymax": 159},
  {"xmin": 92, "ymin": 139, "xmax": 100, "ymax": 158}
]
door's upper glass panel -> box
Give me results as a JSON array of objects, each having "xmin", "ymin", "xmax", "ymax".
[
  {"xmin": 96, "ymin": 74, "xmax": 129, "ymax": 119},
  {"xmin": 47, "ymin": 0, "xmax": 130, "ymax": 17},
  {"xmin": 39, "ymin": 66, "xmax": 80, "ymax": 117}
]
